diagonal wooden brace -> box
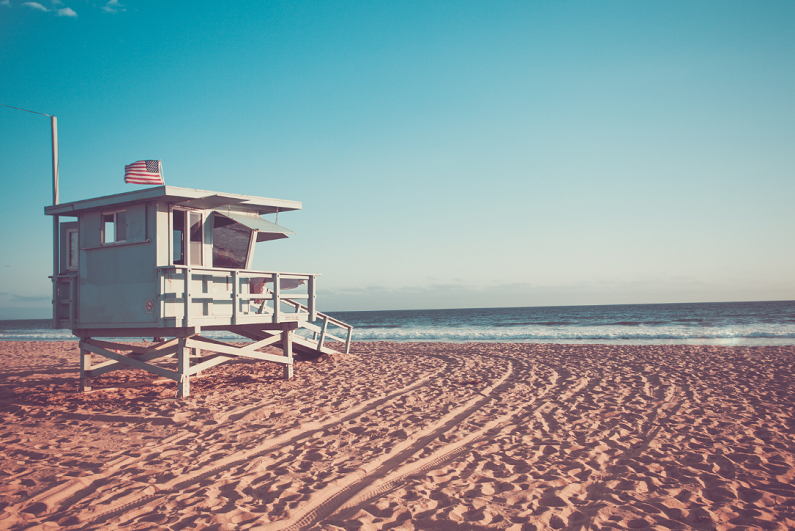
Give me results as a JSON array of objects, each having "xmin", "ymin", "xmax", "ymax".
[{"xmin": 80, "ymin": 340, "xmax": 181, "ymax": 382}]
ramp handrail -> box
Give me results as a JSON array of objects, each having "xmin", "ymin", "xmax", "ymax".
[{"xmin": 265, "ymin": 288, "xmax": 354, "ymax": 354}]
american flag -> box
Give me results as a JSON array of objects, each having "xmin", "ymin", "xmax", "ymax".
[{"xmin": 124, "ymin": 160, "xmax": 164, "ymax": 185}]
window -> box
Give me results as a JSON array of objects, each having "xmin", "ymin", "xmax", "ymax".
[
  {"xmin": 101, "ymin": 211, "xmax": 126, "ymax": 244},
  {"xmin": 212, "ymin": 221, "xmax": 252, "ymax": 269},
  {"xmin": 66, "ymin": 229, "xmax": 78, "ymax": 270}
]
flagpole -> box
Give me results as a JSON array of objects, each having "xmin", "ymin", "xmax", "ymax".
[
  {"xmin": 51, "ymin": 116, "xmax": 59, "ymax": 328},
  {"xmin": 51, "ymin": 116, "xmax": 59, "ymax": 204},
  {"xmin": 160, "ymin": 159, "xmax": 165, "ymax": 185}
]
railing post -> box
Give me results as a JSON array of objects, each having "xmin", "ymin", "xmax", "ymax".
[
  {"xmin": 157, "ymin": 268, "xmax": 164, "ymax": 326},
  {"xmin": 317, "ymin": 315, "xmax": 329, "ymax": 351},
  {"xmin": 273, "ymin": 273, "xmax": 280, "ymax": 323},
  {"xmin": 308, "ymin": 275, "xmax": 316, "ymax": 322},
  {"xmin": 239, "ymin": 272, "xmax": 246, "ymax": 317},
  {"xmin": 232, "ymin": 270, "xmax": 239, "ymax": 326},
  {"xmin": 184, "ymin": 267, "xmax": 191, "ymax": 327},
  {"xmin": 345, "ymin": 326, "xmax": 353, "ymax": 354}
]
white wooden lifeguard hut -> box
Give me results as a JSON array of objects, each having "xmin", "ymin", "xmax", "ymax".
[{"xmin": 45, "ymin": 186, "xmax": 353, "ymax": 397}]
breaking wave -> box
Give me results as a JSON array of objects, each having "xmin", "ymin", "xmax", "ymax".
[{"xmin": 2, "ymin": 301, "xmax": 794, "ymax": 346}]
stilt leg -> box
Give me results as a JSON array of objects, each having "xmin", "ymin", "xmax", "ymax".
[
  {"xmin": 79, "ymin": 344, "xmax": 92, "ymax": 392},
  {"xmin": 177, "ymin": 338, "xmax": 190, "ymax": 397},
  {"xmin": 282, "ymin": 327, "xmax": 294, "ymax": 379},
  {"xmin": 193, "ymin": 346, "xmax": 202, "ymax": 377}
]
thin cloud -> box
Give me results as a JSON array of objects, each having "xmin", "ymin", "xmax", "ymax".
[
  {"xmin": 22, "ymin": 2, "xmax": 48, "ymax": 10},
  {"xmin": 12, "ymin": 294, "xmax": 52, "ymax": 302},
  {"xmin": 19, "ymin": 0, "xmax": 76, "ymax": 16},
  {"xmin": 1, "ymin": 1, "xmax": 11, "ymax": 7},
  {"xmin": 101, "ymin": 0, "xmax": 124, "ymax": 13}
]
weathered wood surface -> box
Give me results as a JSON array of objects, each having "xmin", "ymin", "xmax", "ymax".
[
  {"xmin": 80, "ymin": 340, "xmax": 181, "ymax": 382},
  {"xmin": 185, "ymin": 338, "xmax": 293, "ymax": 366}
]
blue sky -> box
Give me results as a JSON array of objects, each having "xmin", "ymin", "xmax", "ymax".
[{"xmin": 1, "ymin": 0, "xmax": 793, "ymax": 318}]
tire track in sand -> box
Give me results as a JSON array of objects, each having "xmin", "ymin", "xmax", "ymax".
[
  {"xmin": 76, "ymin": 371, "xmax": 442, "ymax": 526},
  {"xmin": 333, "ymin": 369, "xmax": 599, "ymax": 523},
  {"xmin": 22, "ymin": 431, "xmax": 192, "ymax": 515},
  {"xmin": 255, "ymin": 360, "xmax": 515, "ymax": 531},
  {"xmin": 336, "ymin": 371, "xmax": 584, "ymax": 515},
  {"xmin": 328, "ymin": 352, "xmax": 608, "ymax": 529}
]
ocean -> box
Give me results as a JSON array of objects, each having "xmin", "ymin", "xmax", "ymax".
[{"xmin": 1, "ymin": 300, "xmax": 794, "ymax": 346}]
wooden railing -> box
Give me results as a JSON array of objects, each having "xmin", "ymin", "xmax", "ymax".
[
  {"xmin": 51, "ymin": 266, "xmax": 354, "ymax": 354},
  {"xmin": 158, "ymin": 266, "xmax": 317, "ymax": 326}
]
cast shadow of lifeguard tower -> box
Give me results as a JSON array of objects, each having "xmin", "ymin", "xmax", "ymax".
[{"xmin": 45, "ymin": 186, "xmax": 353, "ymax": 397}]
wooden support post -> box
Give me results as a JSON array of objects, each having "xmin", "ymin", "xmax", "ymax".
[
  {"xmin": 193, "ymin": 345, "xmax": 202, "ymax": 377},
  {"xmin": 79, "ymin": 345, "xmax": 92, "ymax": 392},
  {"xmin": 177, "ymin": 338, "xmax": 190, "ymax": 397},
  {"xmin": 282, "ymin": 326, "xmax": 293, "ymax": 380}
]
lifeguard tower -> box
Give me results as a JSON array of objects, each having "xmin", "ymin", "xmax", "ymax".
[{"xmin": 45, "ymin": 186, "xmax": 353, "ymax": 397}]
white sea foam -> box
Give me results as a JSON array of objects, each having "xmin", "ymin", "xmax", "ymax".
[
  {"xmin": 2, "ymin": 301, "xmax": 794, "ymax": 345},
  {"xmin": 345, "ymin": 322, "xmax": 795, "ymax": 346}
]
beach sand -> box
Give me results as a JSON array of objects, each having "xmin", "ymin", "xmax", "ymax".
[{"xmin": 0, "ymin": 341, "xmax": 793, "ymax": 530}]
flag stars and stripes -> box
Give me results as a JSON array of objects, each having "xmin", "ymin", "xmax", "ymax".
[{"xmin": 124, "ymin": 160, "xmax": 164, "ymax": 185}]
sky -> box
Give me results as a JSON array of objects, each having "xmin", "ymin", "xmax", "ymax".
[{"xmin": 1, "ymin": 0, "xmax": 793, "ymax": 318}]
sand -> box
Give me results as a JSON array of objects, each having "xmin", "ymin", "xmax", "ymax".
[{"xmin": 0, "ymin": 341, "xmax": 793, "ymax": 531}]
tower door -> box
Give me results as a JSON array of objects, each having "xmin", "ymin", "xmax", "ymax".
[
  {"xmin": 172, "ymin": 209, "xmax": 204, "ymax": 266},
  {"xmin": 59, "ymin": 221, "xmax": 79, "ymax": 274}
]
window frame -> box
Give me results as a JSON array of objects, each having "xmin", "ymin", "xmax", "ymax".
[
  {"xmin": 171, "ymin": 207, "xmax": 204, "ymax": 266},
  {"xmin": 66, "ymin": 228, "xmax": 79, "ymax": 271},
  {"xmin": 188, "ymin": 210, "xmax": 204, "ymax": 266},
  {"xmin": 101, "ymin": 209, "xmax": 127, "ymax": 245}
]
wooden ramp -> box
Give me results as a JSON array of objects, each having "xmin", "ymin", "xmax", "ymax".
[
  {"xmin": 252, "ymin": 289, "xmax": 354, "ymax": 356},
  {"xmin": 237, "ymin": 328, "xmax": 341, "ymax": 359}
]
